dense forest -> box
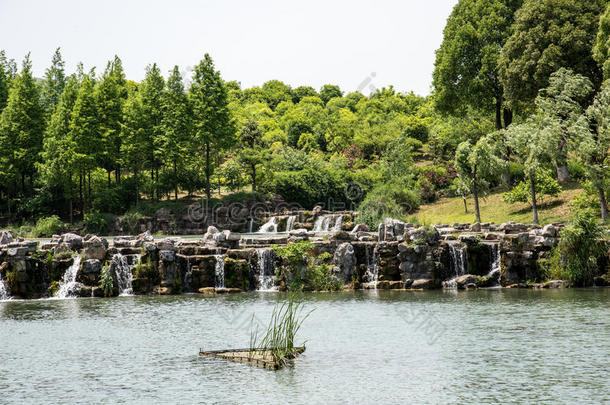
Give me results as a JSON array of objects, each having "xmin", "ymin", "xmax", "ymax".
[{"xmin": 0, "ymin": 0, "xmax": 609, "ymax": 235}]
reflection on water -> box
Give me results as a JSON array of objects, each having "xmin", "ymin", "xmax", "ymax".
[{"xmin": 1, "ymin": 289, "xmax": 609, "ymax": 404}]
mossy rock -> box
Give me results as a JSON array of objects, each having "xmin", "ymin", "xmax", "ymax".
[{"xmin": 224, "ymin": 258, "xmax": 249, "ymax": 291}]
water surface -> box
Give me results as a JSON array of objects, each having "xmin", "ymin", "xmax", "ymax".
[{"xmin": 1, "ymin": 289, "xmax": 609, "ymax": 404}]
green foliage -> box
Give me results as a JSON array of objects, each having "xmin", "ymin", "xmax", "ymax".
[
  {"xmin": 83, "ymin": 211, "xmax": 115, "ymax": 235},
  {"xmin": 504, "ymin": 170, "xmax": 562, "ymax": 205},
  {"xmin": 543, "ymin": 211, "xmax": 607, "ymax": 286},
  {"xmin": 272, "ymin": 241, "xmax": 342, "ymax": 291},
  {"xmin": 594, "ymin": 4, "xmax": 610, "ymax": 79},
  {"xmin": 33, "ymin": 215, "xmax": 65, "ymax": 237},
  {"xmin": 134, "ymin": 257, "xmax": 158, "ymax": 281},
  {"xmin": 358, "ymin": 183, "xmax": 420, "ymax": 229},
  {"xmin": 121, "ymin": 211, "xmax": 143, "ymax": 234},
  {"xmin": 100, "ymin": 263, "xmax": 114, "ymax": 297}
]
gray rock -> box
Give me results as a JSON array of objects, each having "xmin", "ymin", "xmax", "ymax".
[
  {"xmin": 59, "ymin": 233, "xmax": 83, "ymax": 250},
  {"xmin": 332, "ymin": 242, "xmax": 355, "ymax": 283},
  {"xmin": 0, "ymin": 230, "xmax": 13, "ymax": 245},
  {"xmin": 351, "ymin": 224, "xmax": 369, "ymax": 233},
  {"xmin": 83, "ymin": 236, "xmax": 108, "ymax": 260}
]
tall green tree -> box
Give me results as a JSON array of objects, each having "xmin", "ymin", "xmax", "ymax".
[
  {"xmin": 237, "ymin": 121, "xmax": 267, "ymax": 191},
  {"xmin": 121, "ymin": 82, "xmax": 147, "ymax": 203},
  {"xmin": 96, "ymin": 56, "xmax": 127, "ymax": 185},
  {"xmin": 160, "ymin": 66, "xmax": 192, "ymax": 200},
  {"xmin": 139, "ymin": 63, "xmax": 165, "ymax": 199},
  {"xmin": 455, "ymin": 136, "xmax": 504, "ymax": 223},
  {"xmin": 41, "ymin": 48, "xmax": 66, "ymax": 115},
  {"xmin": 536, "ymin": 68, "xmax": 594, "ymax": 182},
  {"xmin": 0, "ymin": 50, "xmax": 15, "ymax": 113},
  {"xmin": 594, "ymin": 4, "xmax": 610, "ymax": 80},
  {"xmin": 574, "ymin": 83, "xmax": 610, "ymax": 221},
  {"xmin": 0, "ymin": 53, "xmax": 45, "ymax": 194},
  {"xmin": 499, "ymin": 0, "xmax": 605, "ymax": 109},
  {"xmin": 39, "ymin": 75, "xmax": 80, "ymax": 222},
  {"xmin": 319, "ymin": 84, "xmax": 343, "ymax": 105},
  {"xmin": 189, "ymin": 54, "xmax": 235, "ymax": 199},
  {"xmin": 433, "ymin": 0, "xmax": 523, "ymax": 130}
]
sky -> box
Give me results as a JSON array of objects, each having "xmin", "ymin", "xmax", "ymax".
[{"xmin": 0, "ymin": 0, "xmax": 458, "ymax": 96}]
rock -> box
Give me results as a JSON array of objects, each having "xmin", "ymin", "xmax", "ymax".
[
  {"xmin": 59, "ymin": 233, "xmax": 83, "ymax": 250},
  {"xmin": 91, "ymin": 286, "xmax": 105, "ymax": 298},
  {"xmin": 53, "ymin": 242, "xmax": 72, "ymax": 258},
  {"xmin": 215, "ymin": 287, "xmax": 241, "ymax": 294},
  {"xmin": 351, "ymin": 224, "xmax": 369, "ymax": 233},
  {"xmin": 312, "ymin": 205, "xmax": 323, "ymax": 216},
  {"xmin": 470, "ymin": 222, "xmax": 481, "ymax": 232},
  {"xmin": 156, "ymin": 238, "xmax": 179, "ymax": 251},
  {"xmin": 0, "ymin": 230, "xmax": 13, "ymax": 245},
  {"xmin": 79, "ymin": 259, "xmax": 101, "ymax": 285},
  {"xmin": 203, "ymin": 226, "xmax": 219, "ymax": 243},
  {"xmin": 543, "ymin": 280, "xmax": 566, "ymax": 288},
  {"xmin": 594, "ymin": 276, "xmax": 608, "ymax": 287},
  {"xmin": 289, "ymin": 228, "xmax": 308, "ymax": 237},
  {"xmin": 332, "ymin": 243, "xmax": 355, "ymax": 283},
  {"xmin": 83, "ymin": 236, "xmax": 107, "ymax": 260},
  {"xmin": 156, "ymin": 208, "xmax": 172, "ymax": 222},
  {"xmin": 410, "ymin": 279, "xmax": 439, "ymax": 289},
  {"xmin": 541, "ymin": 224, "xmax": 557, "ymax": 238},
  {"xmin": 376, "ymin": 280, "xmax": 405, "ymax": 289},
  {"xmin": 455, "ymin": 274, "xmax": 478, "ymax": 288},
  {"xmin": 138, "ymin": 230, "xmax": 154, "ymax": 243},
  {"xmin": 198, "ymin": 287, "xmax": 216, "ymax": 295}
]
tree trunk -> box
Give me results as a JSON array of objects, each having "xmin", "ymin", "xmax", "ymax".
[
  {"xmin": 69, "ymin": 198, "xmax": 73, "ymax": 225},
  {"xmin": 205, "ymin": 142, "xmax": 211, "ymax": 200},
  {"xmin": 495, "ymin": 100, "xmax": 502, "ymax": 130},
  {"xmin": 598, "ymin": 186, "xmax": 608, "ymax": 222},
  {"xmin": 503, "ymin": 108, "xmax": 513, "ymax": 128},
  {"xmin": 87, "ymin": 171, "xmax": 91, "ymax": 207},
  {"xmin": 251, "ymin": 164, "xmax": 256, "ymax": 192},
  {"xmin": 155, "ymin": 167, "xmax": 159, "ymax": 201},
  {"xmin": 79, "ymin": 173, "xmax": 83, "ymax": 215},
  {"xmin": 463, "ymin": 197, "xmax": 468, "ymax": 214},
  {"xmin": 134, "ymin": 167, "xmax": 139, "ymax": 205},
  {"xmin": 107, "ymin": 170, "xmax": 111, "ymax": 187},
  {"xmin": 473, "ymin": 187, "xmax": 481, "ymax": 223},
  {"xmin": 20, "ymin": 173, "xmax": 25, "ymax": 196},
  {"xmin": 530, "ymin": 173, "xmax": 539, "ymax": 224},
  {"xmin": 174, "ymin": 160, "xmax": 178, "ymax": 201}
]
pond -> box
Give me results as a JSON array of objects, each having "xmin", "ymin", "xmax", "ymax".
[{"xmin": 1, "ymin": 289, "xmax": 609, "ymax": 404}]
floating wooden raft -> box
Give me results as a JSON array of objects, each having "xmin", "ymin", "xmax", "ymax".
[{"xmin": 199, "ymin": 347, "xmax": 305, "ymax": 370}]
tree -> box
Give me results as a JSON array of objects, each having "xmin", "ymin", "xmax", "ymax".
[
  {"xmin": 96, "ymin": 56, "xmax": 127, "ymax": 185},
  {"xmin": 121, "ymin": 83, "xmax": 147, "ymax": 203},
  {"xmin": 0, "ymin": 50, "xmax": 15, "ymax": 113},
  {"xmin": 189, "ymin": 54, "xmax": 235, "ymax": 199},
  {"xmin": 139, "ymin": 63, "xmax": 165, "ymax": 199},
  {"xmin": 594, "ymin": 4, "xmax": 610, "ymax": 80},
  {"xmin": 319, "ymin": 84, "xmax": 343, "ymax": 105},
  {"xmin": 0, "ymin": 53, "xmax": 45, "ymax": 194},
  {"xmin": 433, "ymin": 0, "xmax": 523, "ymax": 130},
  {"xmin": 455, "ymin": 136, "xmax": 504, "ymax": 223},
  {"xmin": 292, "ymin": 86, "xmax": 318, "ymax": 103},
  {"xmin": 505, "ymin": 119, "xmax": 550, "ymax": 223},
  {"xmin": 261, "ymin": 80, "xmax": 292, "ymax": 110},
  {"xmin": 499, "ymin": 0, "xmax": 605, "ymax": 109},
  {"xmin": 573, "ymin": 83, "xmax": 610, "ymax": 221},
  {"xmin": 41, "ymin": 48, "xmax": 66, "ymax": 115},
  {"xmin": 237, "ymin": 121, "xmax": 267, "ymax": 191},
  {"xmin": 160, "ymin": 65, "xmax": 192, "ymax": 200},
  {"xmin": 536, "ymin": 68, "xmax": 594, "ymax": 182},
  {"xmin": 39, "ymin": 75, "xmax": 79, "ymax": 222}
]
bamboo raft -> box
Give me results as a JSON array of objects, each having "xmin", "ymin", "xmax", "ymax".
[{"xmin": 199, "ymin": 346, "xmax": 305, "ymax": 370}]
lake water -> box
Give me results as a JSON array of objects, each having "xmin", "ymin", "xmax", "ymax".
[{"xmin": 1, "ymin": 289, "xmax": 609, "ymax": 404}]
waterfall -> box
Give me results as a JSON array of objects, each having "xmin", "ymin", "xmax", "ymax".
[
  {"xmin": 214, "ymin": 255, "xmax": 225, "ymax": 289},
  {"xmin": 111, "ymin": 253, "xmax": 138, "ymax": 296},
  {"xmin": 362, "ymin": 244, "xmax": 379, "ymax": 289},
  {"xmin": 313, "ymin": 214, "xmax": 343, "ymax": 232},
  {"xmin": 258, "ymin": 217, "xmax": 278, "ymax": 233},
  {"xmin": 286, "ymin": 215, "xmax": 296, "ymax": 232},
  {"xmin": 0, "ymin": 278, "xmax": 10, "ymax": 300},
  {"xmin": 448, "ymin": 242, "xmax": 467, "ymax": 277},
  {"xmin": 487, "ymin": 242, "xmax": 502, "ymax": 285},
  {"xmin": 248, "ymin": 218, "xmax": 254, "ymax": 233},
  {"xmin": 183, "ymin": 257, "xmax": 193, "ymax": 292},
  {"xmin": 56, "ymin": 255, "xmax": 83, "ymax": 299},
  {"xmin": 255, "ymin": 248, "xmax": 277, "ymax": 291}
]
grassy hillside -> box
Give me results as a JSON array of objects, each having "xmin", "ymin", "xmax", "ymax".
[{"xmin": 413, "ymin": 186, "xmax": 584, "ymax": 225}]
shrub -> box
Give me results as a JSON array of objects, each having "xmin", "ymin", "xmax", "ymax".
[
  {"xmin": 543, "ymin": 211, "xmax": 607, "ymax": 286},
  {"xmin": 357, "ymin": 183, "xmax": 420, "ymax": 229},
  {"xmin": 83, "ymin": 211, "xmax": 115, "ymax": 235},
  {"xmin": 120, "ymin": 211, "xmax": 143, "ymax": 235},
  {"xmin": 33, "ymin": 215, "xmax": 65, "ymax": 237},
  {"xmin": 100, "ymin": 263, "xmax": 114, "ymax": 297},
  {"xmin": 504, "ymin": 169, "xmax": 561, "ymax": 206}
]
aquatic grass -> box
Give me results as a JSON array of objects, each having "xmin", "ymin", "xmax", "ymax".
[{"xmin": 249, "ymin": 294, "xmax": 311, "ymax": 366}]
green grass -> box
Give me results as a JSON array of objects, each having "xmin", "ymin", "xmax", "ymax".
[{"xmin": 414, "ymin": 186, "xmax": 584, "ymax": 225}]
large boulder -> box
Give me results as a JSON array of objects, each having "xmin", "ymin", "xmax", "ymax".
[
  {"xmin": 0, "ymin": 230, "xmax": 13, "ymax": 245},
  {"xmin": 59, "ymin": 233, "xmax": 83, "ymax": 250},
  {"xmin": 83, "ymin": 236, "xmax": 108, "ymax": 260},
  {"xmin": 332, "ymin": 242, "xmax": 355, "ymax": 283},
  {"xmin": 78, "ymin": 259, "xmax": 101, "ymax": 285}
]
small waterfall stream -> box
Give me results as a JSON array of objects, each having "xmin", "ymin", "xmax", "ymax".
[
  {"xmin": 56, "ymin": 255, "xmax": 82, "ymax": 298},
  {"xmin": 111, "ymin": 253, "xmax": 139, "ymax": 296},
  {"xmin": 255, "ymin": 248, "xmax": 277, "ymax": 291},
  {"xmin": 0, "ymin": 278, "xmax": 10, "ymax": 300},
  {"xmin": 448, "ymin": 242, "xmax": 467, "ymax": 277},
  {"xmin": 286, "ymin": 215, "xmax": 296, "ymax": 232},
  {"xmin": 487, "ymin": 242, "xmax": 502, "ymax": 285},
  {"xmin": 313, "ymin": 214, "xmax": 343, "ymax": 232},
  {"xmin": 258, "ymin": 217, "xmax": 278, "ymax": 233},
  {"xmin": 214, "ymin": 254, "xmax": 226, "ymax": 289},
  {"xmin": 363, "ymin": 244, "xmax": 379, "ymax": 288}
]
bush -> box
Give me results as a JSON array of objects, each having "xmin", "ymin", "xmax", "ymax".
[
  {"xmin": 33, "ymin": 215, "xmax": 66, "ymax": 237},
  {"xmin": 504, "ymin": 169, "xmax": 561, "ymax": 206},
  {"xmin": 83, "ymin": 211, "xmax": 115, "ymax": 235},
  {"xmin": 542, "ymin": 211, "xmax": 607, "ymax": 286},
  {"xmin": 100, "ymin": 263, "xmax": 114, "ymax": 297},
  {"xmin": 120, "ymin": 211, "xmax": 143, "ymax": 234},
  {"xmin": 272, "ymin": 242, "xmax": 342, "ymax": 291},
  {"xmin": 357, "ymin": 183, "xmax": 420, "ymax": 229}
]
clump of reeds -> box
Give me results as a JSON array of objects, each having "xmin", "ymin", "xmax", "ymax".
[{"xmin": 249, "ymin": 294, "xmax": 311, "ymax": 366}]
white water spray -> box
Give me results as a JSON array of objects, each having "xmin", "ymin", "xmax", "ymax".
[{"xmin": 56, "ymin": 255, "xmax": 82, "ymax": 299}]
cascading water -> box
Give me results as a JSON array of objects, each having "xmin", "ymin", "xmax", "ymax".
[
  {"xmin": 363, "ymin": 244, "xmax": 379, "ymax": 289},
  {"xmin": 248, "ymin": 218, "xmax": 254, "ymax": 233},
  {"xmin": 214, "ymin": 254, "xmax": 226, "ymax": 289},
  {"xmin": 183, "ymin": 257, "xmax": 193, "ymax": 292},
  {"xmin": 255, "ymin": 248, "xmax": 277, "ymax": 291},
  {"xmin": 258, "ymin": 217, "xmax": 278, "ymax": 233},
  {"xmin": 0, "ymin": 278, "xmax": 10, "ymax": 300},
  {"xmin": 56, "ymin": 255, "xmax": 83, "ymax": 298},
  {"xmin": 313, "ymin": 214, "xmax": 343, "ymax": 232},
  {"xmin": 448, "ymin": 242, "xmax": 467, "ymax": 277},
  {"xmin": 487, "ymin": 242, "xmax": 502, "ymax": 285},
  {"xmin": 111, "ymin": 253, "xmax": 139, "ymax": 296},
  {"xmin": 286, "ymin": 215, "xmax": 296, "ymax": 232}
]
